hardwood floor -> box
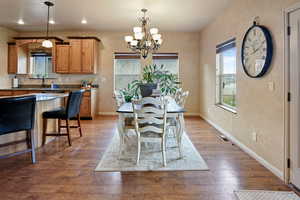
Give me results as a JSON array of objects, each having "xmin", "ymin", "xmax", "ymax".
[{"xmin": 0, "ymin": 116, "xmax": 292, "ymax": 200}]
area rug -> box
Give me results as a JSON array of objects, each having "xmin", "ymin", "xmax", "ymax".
[
  {"xmin": 234, "ymin": 190, "xmax": 300, "ymax": 200},
  {"xmin": 95, "ymin": 130, "xmax": 209, "ymax": 172}
]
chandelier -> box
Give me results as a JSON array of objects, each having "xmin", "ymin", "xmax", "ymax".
[{"xmin": 124, "ymin": 9, "xmax": 162, "ymax": 59}]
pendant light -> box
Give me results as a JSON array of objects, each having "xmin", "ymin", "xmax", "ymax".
[{"xmin": 42, "ymin": 1, "xmax": 54, "ymax": 48}]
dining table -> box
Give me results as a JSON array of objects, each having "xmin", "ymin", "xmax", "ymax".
[{"xmin": 116, "ymin": 97, "xmax": 186, "ymax": 157}]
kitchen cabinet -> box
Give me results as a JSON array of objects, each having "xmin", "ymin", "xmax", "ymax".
[
  {"xmin": 7, "ymin": 43, "xmax": 17, "ymax": 74},
  {"xmin": 56, "ymin": 44, "xmax": 70, "ymax": 73},
  {"xmin": 79, "ymin": 89, "xmax": 97, "ymax": 119},
  {"xmin": 69, "ymin": 40, "xmax": 82, "ymax": 73},
  {"xmin": 68, "ymin": 37, "xmax": 99, "ymax": 74}
]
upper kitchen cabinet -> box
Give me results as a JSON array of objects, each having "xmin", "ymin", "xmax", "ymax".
[
  {"xmin": 68, "ymin": 37, "xmax": 100, "ymax": 74},
  {"xmin": 55, "ymin": 44, "xmax": 70, "ymax": 73},
  {"xmin": 7, "ymin": 43, "xmax": 17, "ymax": 74}
]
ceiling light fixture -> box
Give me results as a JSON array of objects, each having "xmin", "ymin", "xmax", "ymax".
[
  {"xmin": 81, "ymin": 19, "xmax": 87, "ymax": 24},
  {"xmin": 124, "ymin": 9, "xmax": 162, "ymax": 59},
  {"xmin": 42, "ymin": 1, "xmax": 54, "ymax": 48},
  {"xmin": 17, "ymin": 19, "xmax": 25, "ymax": 25}
]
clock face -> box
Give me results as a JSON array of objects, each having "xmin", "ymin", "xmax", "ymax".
[{"xmin": 242, "ymin": 26, "xmax": 268, "ymax": 77}]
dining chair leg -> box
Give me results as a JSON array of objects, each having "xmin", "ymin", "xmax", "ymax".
[
  {"xmin": 77, "ymin": 114, "xmax": 82, "ymax": 137},
  {"xmin": 42, "ymin": 118, "xmax": 47, "ymax": 146},
  {"xmin": 26, "ymin": 130, "xmax": 31, "ymax": 148},
  {"xmin": 66, "ymin": 119, "xmax": 72, "ymax": 146},
  {"xmin": 58, "ymin": 119, "xmax": 61, "ymax": 134},
  {"xmin": 29, "ymin": 130, "xmax": 36, "ymax": 164},
  {"xmin": 136, "ymin": 135, "xmax": 141, "ymax": 165},
  {"xmin": 162, "ymin": 136, "xmax": 167, "ymax": 167}
]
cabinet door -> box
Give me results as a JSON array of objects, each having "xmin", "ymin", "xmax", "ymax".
[
  {"xmin": 80, "ymin": 95, "xmax": 91, "ymax": 117},
  {"xmin": 82, "ymin": 39, "xmax": 94, "ymax": 73},
  {"xmin": 0, "ymin": 91, "xmax": 13, "ymax": 96},
  {"xmin": 56, "ymin": 45, "xmax": 70, "ymax": 73},
  {"xmin": 8, "ymin": 44, "xmax": 17, "ymax": 74},
  {"xmin": 69, "ymin": 40, "xmax": 82, "ymax": 73},
  {"xmin": 12, "ymin": 91, "xmax": 29, "ymax": 96}
]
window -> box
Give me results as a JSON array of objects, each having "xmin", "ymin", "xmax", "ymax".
[
  {"xmin": 216, "ymin": 39, "xmax": 237, "ymax": 111},
  {"xmin": 114, "ymin": 53, "xmax": 141, "ymax": 90},
  {"xmin": 29, "ymin": 53, "xmax": 53, "ymax": 78},
  {"xmin": 153, "ymin": 53, "xmax": 179, "ymax": 76}
]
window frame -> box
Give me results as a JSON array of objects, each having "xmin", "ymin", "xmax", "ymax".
[
  {"xmin": 113, "ymin": 53, "xmax": 141, "ymax": 91},
  {"xmin": 215, "ymin": 38, "xmax": 237, "ymax": 113}
]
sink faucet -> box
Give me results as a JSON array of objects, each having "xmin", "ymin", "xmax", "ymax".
[{"xmin": 42, "ymin": 77, "xmax": 46, "ymax": 87}]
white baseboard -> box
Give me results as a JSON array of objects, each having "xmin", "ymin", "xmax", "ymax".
[
  {"xmin": 98, "ymin": 112, "xmax": 200, "ymax": 117},
  {"xmin": 200, "ymin": 114, "xmax": 284, "ymax": 181},
  {"xmin": 184, "ymin": 113, "xmax": 201, "ymax": 117},
  {"xmin": 98, "ymin": 112, "xmax": 118, "ymax": 116}
]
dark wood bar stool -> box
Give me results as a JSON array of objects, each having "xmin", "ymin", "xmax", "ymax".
[
  {"xmin": 0, "ymin": 95, "xmax": 37, "ymax": 163},
  {"xmin": 42, "ymin": 90, "xmax": 84, "ymax": 146}
]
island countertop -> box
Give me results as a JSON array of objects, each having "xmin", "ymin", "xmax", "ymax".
[{"xmin": 0, "ymin": 93, "xmax": 68, "ymax": 101}]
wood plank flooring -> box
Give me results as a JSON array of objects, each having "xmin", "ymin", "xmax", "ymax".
[{"xmin": 0, "ymin": 116, "xmax": 292, "ymax": 200}]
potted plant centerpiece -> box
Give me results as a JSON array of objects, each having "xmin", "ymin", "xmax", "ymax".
[
  {"xmin": 120, "ymin": 64, "xmax": 179, "ymax": 101},
  {"xmin": 139, "ymin": 64, "xmax": 179, "ymax": 97}
]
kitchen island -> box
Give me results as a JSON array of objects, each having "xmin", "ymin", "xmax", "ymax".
[{"xmin": 0, "ymin": 93, "xmax": 68, "ymax": 156}]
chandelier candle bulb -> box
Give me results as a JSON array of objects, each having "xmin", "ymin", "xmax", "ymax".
[
  {"xmin": 153, "ymin": 34, "xmax": 161, "ymax": 40},
  {"xmin": 133, "ymin": 27, "xmax": 142, "ymax": 33},
  {"xmin": 125, "ymin": 36, "xmax": 133, "ymax": 42},
  {"xmin": 150, "ymin": 28, "xmax": 158, "ymax": 35},
  {"xmin": 131, "ymin": 40, "xmax": 138, "ymax": 46},
  {"xmin": 135, "ymin": 32, "xmax": 143, "ymax": 40}
]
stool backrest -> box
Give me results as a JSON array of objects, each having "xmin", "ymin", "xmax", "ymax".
[
  {"xmin": 66, "ymin": 90, "xmax": 84, "ymax": 118},
  {"xmin": 0, "ymin": 95, "xmax": 36, "ymax": 135}
]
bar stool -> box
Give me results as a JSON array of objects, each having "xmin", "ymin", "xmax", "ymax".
[
  {"xmin": 42, "ymin": 90, "xmax": 84, "ymax": 146},
  {"xmin": 0, "ymin": 95, "xmax": 37, "ymax": 163}
]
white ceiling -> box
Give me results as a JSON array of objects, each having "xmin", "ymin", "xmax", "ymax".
[{"xmin": 0, "ymin": 0, "xmax": 230, "ymax": 32}]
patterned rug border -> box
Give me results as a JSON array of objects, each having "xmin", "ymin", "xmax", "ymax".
[
  {"xmin": 234, "ymin": 190, "xmax": 300, "ymax": 200},
  {"xmin": 95, "ymin": 131, "xmax": 209, "ymax": 172}
]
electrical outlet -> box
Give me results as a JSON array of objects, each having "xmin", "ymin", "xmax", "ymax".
[
  {"xmin": 252, "ymin": 132, "xmax": 258, "ymax": 142},
  {"xmin": 268, "ymin": 81, "xmax": 274, "ymax": 92}
]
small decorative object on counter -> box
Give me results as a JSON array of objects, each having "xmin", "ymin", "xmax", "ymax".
[{"xmin": 12, "ymin": 76, "xmax": 19, "ymax": 88}]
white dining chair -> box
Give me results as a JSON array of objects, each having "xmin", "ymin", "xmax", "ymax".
[
  {"xmin": 177, "ymin": 91, "xmax": 189, "ymax": 107},
  {"xmin": 114, "ymin": 90, "xmax": 125, "ymax": 108},
  {"xmin": 132, "ymin": 97, "xmax": 168, "ymax": 166}
]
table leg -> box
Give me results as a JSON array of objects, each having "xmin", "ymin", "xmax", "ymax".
[
  {"xmin": 177, "ymin": 113, "xmax": 185, "ymax": 158},
  {"xmin": 117, "ymin": 114, "xmax": 125, "ymax": 159}
]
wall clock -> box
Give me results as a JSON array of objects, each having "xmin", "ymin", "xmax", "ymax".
[{"xmin": 241, "ymin": 21, "xmax": 273, "ymax": 78}]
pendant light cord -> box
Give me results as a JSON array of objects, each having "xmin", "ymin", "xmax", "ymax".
[{"xmin": 46, "ymin": 4, "xmax": 50, "ymax": 39}]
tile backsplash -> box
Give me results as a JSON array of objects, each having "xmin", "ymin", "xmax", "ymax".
[{"xmin": 16, "ymin": 74, "xmax": 99, "ymax": 86}]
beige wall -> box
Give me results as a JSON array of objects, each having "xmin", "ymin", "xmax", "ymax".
[
  {"xmin": 0, "ymin": 27, "xmax": 17, "ymax": 88},
  {"xmin": 199, "ymin": 0, "xmax": 299, "ymax": 175},
  {"xmin": 19, "ymin": 31, "xmax": 200, "ymax": 115}
]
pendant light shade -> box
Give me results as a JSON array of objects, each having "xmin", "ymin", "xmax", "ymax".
[
  {"xmin": 42, "ymin": 40, "xmax": 53, "ymax": 48},
  {"xmin": 42, "ymin": 1, "xmax": 54, "ymax": 48}
]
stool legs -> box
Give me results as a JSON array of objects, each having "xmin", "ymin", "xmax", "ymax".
[
  {"xmin": 42, "ymin": 118, "xmax": 47, "ymax": 146},
  {"xmin": 66, "ymin": 119, "xmax": 72, "ymax": 146},
  {"xmin": 77, "ymin": 115, "xmax": 82, "ymax": 137}
]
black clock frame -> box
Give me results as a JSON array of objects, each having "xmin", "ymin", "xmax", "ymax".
[{"xmin": 241, "ymin": 23, "xmax": 273, "ymax": 78}]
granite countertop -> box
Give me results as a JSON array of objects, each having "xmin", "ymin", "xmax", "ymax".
[
  {"xmin": 0, "ymin": 84, "xmax": 99, "ymax": 91},
  {"xmin": 0, "ymin": 93, "xmax": 68, "ymax": 102},
  {"xmin": 0, "ymin": 88, "xmax": 80, "ymax": 91}
]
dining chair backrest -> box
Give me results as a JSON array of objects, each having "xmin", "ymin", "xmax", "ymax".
[
  {"xmin": 132, "ymin": 97, "xmax": 168, "ymax": 136},
  {"xmin": 114, "ymin": 90, "xmax": 125, "ymax": 107},
  {"xmin": 174, "ymin": 88, "xmax": 183, "ymax": 103},
  {"xmin": 178, "ymin": 91, "xmax": 189, "ymax": 107},
  {"xmin": 0, "ymin": 95, "xmax": 36, "ymax": 135},
  {"xmin": 66, "ymin": 90, "xmax": 84, "ymax": 118}
]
